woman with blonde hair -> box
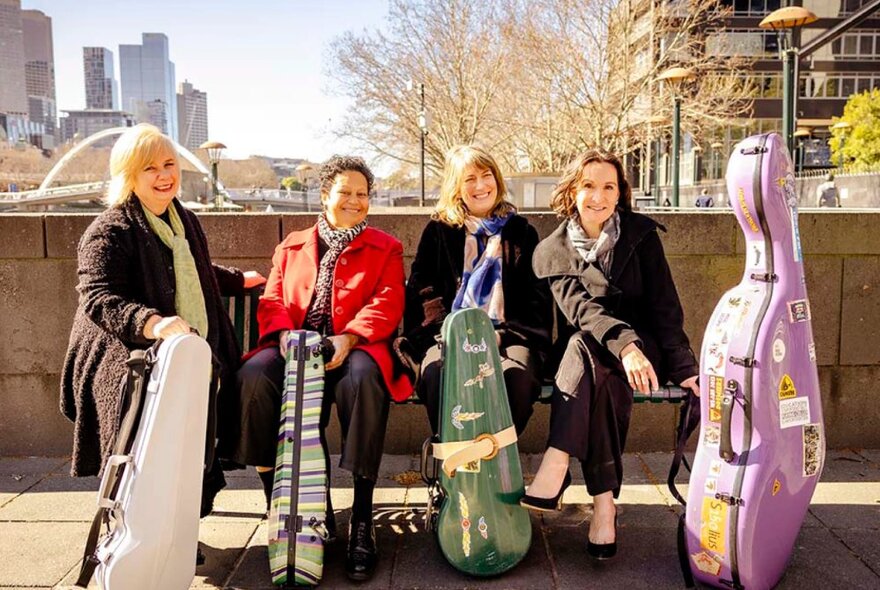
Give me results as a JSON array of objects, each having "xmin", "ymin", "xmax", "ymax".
[
  {"xmin": 61, "ymin": 124, "xmax": 265, "ymax": 519},
  {"xmin": 522, "ymin": 148, "xmax": 698, "ymax": 560},
  {"xmin": 395, "ymin": 144, "xmax": 552, "ymax": 435}
]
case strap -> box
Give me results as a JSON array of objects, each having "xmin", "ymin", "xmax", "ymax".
[
  {"xmin": 432, "ymin": 426, "xmax": 518, "ymax": 477},
  {"xmin": 667, "ymin": 392, "xmax": 701, "ymax": 507},
  {"xmin": 75, "ymin": 347, "xmax": 152, "ymax": 587}
]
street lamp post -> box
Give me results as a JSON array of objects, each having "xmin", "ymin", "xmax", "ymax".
[
  {"xmin": 831, "ymin": 120, "xmax": 852, "ymax": 171},
  {"xmin": 710, "ymin": 141, "xmax": 724, "ymax": 180},
  {"xmin": 408, "ymin": 80, "xmax": 429, "ymax": 207},
  {"xmin": 199, "ymin": 140, "xmax": 227, "ymax": 210},
  {"xmin": 647, "ymin": 115, "xmax": 668, "ymax": 206},
  {"xmin": 759, "ymin": 7, "xmax": 818, "ymax": 157},
  {"xmin": 656, "ymin": 67, "xmax": 695, "ymax": 208},
  {"xmin": 295, "ymin": 163, "xmax": 313, "ymax": 212},
  {"xmin": 793, "ymin": 128, "xmax": 811, "ymax": 174}
]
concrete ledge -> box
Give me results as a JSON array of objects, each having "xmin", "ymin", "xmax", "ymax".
[
  {"xmin": 2, "ymin": 211, "xmax": 880, "ymax": 456},
  {"xmin": 0, "ymin": 215, "xmax": 44, "ymax": 258},
  {"xmin": 840, "ymin": 257, "xmax": 880, "ymax": 366}
]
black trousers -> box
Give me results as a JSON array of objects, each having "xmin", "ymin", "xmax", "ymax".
[
  {"xmin": 547, "ymin": 332, "xmax": 633, "ymax": 499},
  {"xmin": 419, "ymin": 343, "xmax": 542, "ymax": 436},
  {"xmin": 228, "ymin": 347, "xmax": 390, "ymax": 481}
]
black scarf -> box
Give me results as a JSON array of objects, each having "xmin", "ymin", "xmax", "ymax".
[{"xmin": 304, "ymin": 213, "xmax": 367, "ymax": 334}]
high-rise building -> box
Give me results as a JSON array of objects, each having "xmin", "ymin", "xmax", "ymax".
[
  {"xmin": 119, "ymin": 33, "xmax": 178, "ymax": 140},
  {"xmin": 0, "ymin": 0, "xmax": 28, "ymax": 117},
  {"xmin": 21, "ymin": 8, "xmax": 56, "ymax": 146},
  {"xmin": 177, "ymin": 80, "xmax": 208, "ymax": 151},
  {"xmin": 60, "ymin": 109, "xmax": 135, "ymax": 145},
  {"xmin": 84, "ymin": 47, "xmax": 118, "ymax": 110},
  {"xmin": 618, "ymin": 0, "xmax": 880, "ymax": 192}
]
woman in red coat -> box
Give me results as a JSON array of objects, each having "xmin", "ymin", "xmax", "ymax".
[{"xmin": 229, "ymin": 155, "xmax": 410, "ymax": 582}]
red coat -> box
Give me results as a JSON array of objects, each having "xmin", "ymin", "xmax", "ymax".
[{"xmin": 257, "ymin": 225, "xmax": 413, "ymax": 401}]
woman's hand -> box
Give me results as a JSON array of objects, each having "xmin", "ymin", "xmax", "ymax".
[
  {"xmin": 419, "ymin": 287, "xmax": 446, "ymax": 327},
  {"xmin": 680, "ymin": 375, "xmax": 700, "ymax": 397},
  {"xmin": 144, "ymin": 315, "xmax": 191, "ymax": 340},
  {"xmin": 325, "ymin": 333, "xmax": 360, "ymax": 371},
  {"xmin": 620, "ymin": 342, "xmax": 659, "ymax": 394},
  {"xmin": 279, "ymin": 329, "xmax": 289, "ymax": 358},
  {"xmin": 243, "ymin": 270, "xmax": 267, "ymax": 289}
]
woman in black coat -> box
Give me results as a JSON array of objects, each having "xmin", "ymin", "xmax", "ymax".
[
  {"xmin": 395, "ymin": 144, "xmax": 552, "ymax": 435},
  {"xmin": 520, "ymin": 148, "xmax": 699, "ymax": 560},
  {"xmin": 60, "ymin": 124, "xmax": 264, "ymax": 510}
]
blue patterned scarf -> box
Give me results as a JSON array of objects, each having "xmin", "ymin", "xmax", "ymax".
[{"xmin": 452, "ymin": 213, "xmax": 512, "ymax": 325}]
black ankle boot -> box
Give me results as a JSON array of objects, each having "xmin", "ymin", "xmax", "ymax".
[{"xmin": 346, "ymin": 519, "xmax": 378, "ymax": 581}]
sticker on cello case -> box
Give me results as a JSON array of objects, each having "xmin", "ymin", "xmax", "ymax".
[
  {"xmin": 803, "ymin": 424, "xmax": 823, "ymax": 477},
  {"xmin": 787, "ymin": 299, "xmax": 811, "ymax": 323},
  {"xmin": 772, "ymin": 338, "xmax": 786, "ymax": 363},
  {"xmin": 691, "ymin": 551, "xmax": 723, "ymax": 576},
  {"xmin": 809, "ymin": 342, "xmax": 817, "ymax": 362},
  {"xmin": 738, "ymin": 188, "xmax": 759, "ymax": 233},
  {"xmin": 779, "ymin": 397, "xmax": 811, "ymax": 429},
  {"xmin": 703, "ymin": 424, "xmax": 721, "ymax": 448},
  {"xmin": 463, "ymin": 363, "xmax": 495, "ymax": 388},
  {"xmin": 709, "ymin": 459, "xmax": 723, "ymax": 478},
  {"xmin": 772, "ymin": 479, "xmax": 782, "ymax": 496},
  {"xmin": 478, "ymin": 516, "xmax": 488, "ymax": 540},
  {"xmin": 750, "ymin": 242, "xmax": 765, "ymax": 269},
  {"xmin": 700, "ymin": 497, "xmax": 727, "ymax": 556},
  {"xmin": 459, "ymin": 492, "xmax": 472, "ymax": 556},
  {"xmin": 708, "ymin": 376, "xmax": 723, "ymax": 422},
  {"xmin": 704, "ymin": 477, "xmax": 718, "ymax": 495},
  {"xmin": 462, "ymin": 337, "xmax": 488, "ymax": 354},
  {"xmin": 451, "ymin": 405, "xmax": 485, "ymax": 431},
  {"xmin": 778, "ymin": 374, "xmax": 797, "ymax": 400}
]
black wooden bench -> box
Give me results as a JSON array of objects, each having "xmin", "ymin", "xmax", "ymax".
[{"xmin": 224, "ymin": 287, "xmax": 687, "ymax": 405}]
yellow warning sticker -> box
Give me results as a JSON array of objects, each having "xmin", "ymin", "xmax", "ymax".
[
  {"xmin": 700, "ymin": 497, "xmax": 727, "ymax": 556},
  {"xmin": 708, "ymin": 376, "xmax": 723, "ymax": 423},
  {"xmin": 778, "ymin": 374, "xmax": 797, "ymax": 400},
  {"xmin": 772, "ymin": 479, "xmax": 781, "ymax": 496}
]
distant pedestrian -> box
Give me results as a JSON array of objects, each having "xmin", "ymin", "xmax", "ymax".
[
  {"xmin": 695, "ymin": 188, "xmax": 715, "ymax": 208},
  {"xmin": 816, "ymin": 173, "xmax": 840, "ymax": 207}
]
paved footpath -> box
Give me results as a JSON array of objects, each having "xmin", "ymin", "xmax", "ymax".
[{"xmin": 1, "ymin": 451, "xmax": 878, "ymax": 589}]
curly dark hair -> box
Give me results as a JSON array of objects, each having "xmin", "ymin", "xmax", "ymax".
[
  {"xmin": 550, "ymin": 148, "xmax": 632, "ymax": 218},
  {"xmin": 318, "ymin": 155, "xmax": 375, "ymax": 195}
]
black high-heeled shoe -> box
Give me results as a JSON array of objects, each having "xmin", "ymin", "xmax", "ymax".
[
  {"xmin": 520, "ymin": 470, "xmax": 572, "ymax": 512},
  {"xmin": 587, "ymin": 513, "xmax": 618, "ymax": 560}
]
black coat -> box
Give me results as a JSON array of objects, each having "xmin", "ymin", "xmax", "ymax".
[
  {"xmin": 532, "ymin": 210, "xmax": 698, "ymax": 385},
  {"xmin": 60, "ymin": 197, "xmax": 244, "ymax": 477},
  {"xmin": 403, "ymin": 215, "xmax": 552, "ymax": 357}
]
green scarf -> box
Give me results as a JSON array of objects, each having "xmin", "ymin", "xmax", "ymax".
[{"xmin": 141, "ymin": 201, "xmax": 209, "ymax": 338}]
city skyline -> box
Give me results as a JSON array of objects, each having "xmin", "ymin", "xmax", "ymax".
[{"xmin": 20, "ymin": 0, "xmax": 390, "ymax": 160}]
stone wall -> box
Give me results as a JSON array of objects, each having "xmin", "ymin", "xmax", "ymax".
[{"xmin": 1, "ymin": 211, "xmax": 878, "ymax": 457}]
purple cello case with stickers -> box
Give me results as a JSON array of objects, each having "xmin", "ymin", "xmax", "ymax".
[{"xmin": 681, "ymin": 132, "xmax": 826, "ymax": 589}]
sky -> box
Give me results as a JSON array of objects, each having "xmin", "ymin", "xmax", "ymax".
[{"xmin": 23, "ymin": 0, "xmax": 391, "ymax": 160}]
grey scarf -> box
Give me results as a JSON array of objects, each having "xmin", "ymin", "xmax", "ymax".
[
  {"xmin": 304, "ymin": 213, "xmax": 366, "ymax": 334},
  {"xmin": 566, "ymin": 212, "xmax": 620, "ymax": 277}
]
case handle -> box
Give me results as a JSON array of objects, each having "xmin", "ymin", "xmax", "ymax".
[
  {"xmin": 97, "ymin": 454, "xmax": 132, "ymax": 509},
  {"xmin": 719, "ymin": 380, "xmax": 738, "ymax": 462}
]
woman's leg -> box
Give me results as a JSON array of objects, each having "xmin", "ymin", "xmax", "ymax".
[
  {"xmin": 500, "ymin": 344, "xmax": 542, "ymax": 435},
  {"xmin": 324, "ymin": 350, "xmax": 388, "ymax": 580},
  {"xmin": 417, "ymin": 344, "xmax": 443, "ymax": 435},
  {"xmin": 230, "ymin": 347, "xmax": 285, "ymax": 506}
]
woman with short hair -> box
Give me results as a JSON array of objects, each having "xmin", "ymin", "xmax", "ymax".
[
  {"xmin": 521, "ymin": 148, "xmax": 699, "ymax": 560},
  {"xmin": 396, "ymin": 144, "xmax": 552, "ymax": 436},
  {"xmin": 229, "ymin": 155, "xmax": 410, "ymax": 582}
]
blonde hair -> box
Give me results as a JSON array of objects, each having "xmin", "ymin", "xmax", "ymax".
[
  {"xmin": 433, "ymin": 145, "xmax": 515, "ymax": 227},
  {"xmin": 105, "ymin": 123, "xmax": 178, "ymax": 207}
]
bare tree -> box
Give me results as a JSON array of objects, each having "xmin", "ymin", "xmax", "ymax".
[
  {"xmin": 328, "ymin": 0, "xmax": 755, "ymax": 175},
  {"xmin": 328, "ymin": 0, "xmax": 523, "ymax": 174}
]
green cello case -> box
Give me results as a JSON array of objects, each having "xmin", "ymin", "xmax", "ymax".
[{"xmin": 421, "ymin": 308, "xmax": 532, "ymax": 576}]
